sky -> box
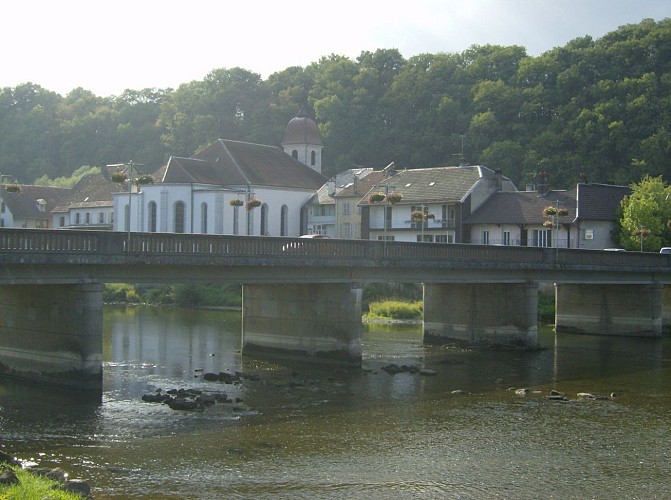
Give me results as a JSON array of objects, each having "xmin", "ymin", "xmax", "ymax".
[{"xmin": 2, "ymin": 0, "xmax": 670, "ymax": 97}]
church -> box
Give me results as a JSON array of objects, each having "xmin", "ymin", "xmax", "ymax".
[{"xmin": 112, "ymin": 110, "xmax": 326, "ymax": 237}]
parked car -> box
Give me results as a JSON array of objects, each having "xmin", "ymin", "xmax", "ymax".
[
  {"xmin": 659, "ymin": 247, "xmax": 671, "ymax": 254},
  {"xmin": 300, "ymin": 234, "xmax": 330, "ymax": 239}
]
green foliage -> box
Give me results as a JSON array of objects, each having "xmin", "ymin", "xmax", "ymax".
[
  {"xmin": 33, "ymin": 165, "xmax": 100, "ymax": 187},
  {"xmin": 362, "ymin": 282, "xmax": 422, "ymax": 311},
  {"xmin": 365, "ymin": 300, "xmax": 423, "ymax": 320},
  {"xmin": 103, "ymin": 283, "xmax": 241, "ymax": 308},
  {"xmin": 0, "ymin": 466, "xmax": 84, "ymax": 499},
  {"xmin": 619, "ymin": 175, "xmax": 671, "ymax": 251},
  {"xmin": 537, "ymin": 292, "xmax": 556, "ymax": 324},
  {"xmin": 2, "ymin": 20, "xmax": 671, "ymax": 187}
]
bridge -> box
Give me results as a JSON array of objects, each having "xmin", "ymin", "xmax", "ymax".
[{"xmin": 1, "ymin": 228, "xmax": 670, "ymax": 389}]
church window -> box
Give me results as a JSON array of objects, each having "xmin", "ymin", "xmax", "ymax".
[
  {"xmin": 292, "ymin": 150, "xmax": 298, "ymax": 159},
  {"xmin": 174, "ymin": 201, "xmax": 185, "ymax": 233},
  {"xmin": 311, "ymin": 151, "xmax": 316, "ymax": 165}
]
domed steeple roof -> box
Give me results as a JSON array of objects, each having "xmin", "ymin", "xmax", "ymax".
[{"xmin": 282, "ymin": 107, "xmax": 322, "ymax": 147}]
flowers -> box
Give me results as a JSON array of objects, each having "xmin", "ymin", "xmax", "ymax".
[
  {"xmin": 136, "ymin": 175, "xmax": 154, "ymax": 185},
  {"xmin": 387, "ymin": 192, "xmax": 403, "ymax": 204},
  {"xmin": 229, "ymin": 199, "xmax": 244, "ymax": 207},
  {"xmin": 369, "ymin": 192, "xmax": 386, "ymax": 203},
  {"xmin": 543, "ymin": 206, "xmax": 568, "ymax": 217},
  {"xmin": 411, "ymin": 210, "xmax": 434, "ymax": 222},
  {"xmin": 111, "ymin": 172, "xmax": 128, "ymax": 183},
  {"xmin": 246, "ymin": 198, "xmax": 262, "ymax": 210}
]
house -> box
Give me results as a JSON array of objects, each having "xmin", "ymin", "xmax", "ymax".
[
  {"xmin": 464, "ymin": 182, "xmax": 630, "ymax": 249},
  {"xmin": 51, "ymin": 168, "xmax": 120, "ymax": 229},
  {"xmin": 359, "ymin": 165, "xmax": 516, "ymax": 243},
  {"xmin": 112, "ymin": 111, "xmax": 326, "ymax": 236},
  {"xmin": 333, "ymin": 169, "xmax": 385, "ymax": 239},
  {"xmin": 304, "ymin": 167, "xmax": 376, "ymax": 237},
  {"xmin": 0, "ymin": 183, "xmax": 69, "ymax": 229}
]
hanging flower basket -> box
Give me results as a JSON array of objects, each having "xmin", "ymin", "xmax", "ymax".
[
  {"xmin": 136, "ymin": 175, "xmax": 154, "ymax": 185},
  {"xmin": 246, "ymin": 198, "xmax": 262, "ymax": 210},
  {"xmin": 229, "ymin": 199, "xmax": 244, "ymax": 207},
  {"xmin": 387, "ymin": 192, "xmax": 403, "ymax": 204},
  {"xmin": 111, "ymin": 172, "xmax": 128, "ymax": 183},
  {"xmin": 369, "ymin": 192, "xmax": 386, "ymax": 203},
  {"xmin": 543, "ymin": 220, "xmax": 554, "ymax": 228},
  {"xmin": 543, "ymin": 206, "xmax": 568, "ymax": 217},
  {"xmin": 4, "ymin": 183, "xmax": 20, "ymax": 193},
  {"xmin": 411, "ymin": 210, "xmax": 425, "ymax": 221}
]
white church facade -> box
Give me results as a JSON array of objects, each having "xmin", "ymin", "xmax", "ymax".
[{"xmin": 112, "ymin": 111, "xmax": 326, "ymax": 237}]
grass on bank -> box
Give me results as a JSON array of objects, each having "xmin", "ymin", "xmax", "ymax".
[
  {"xmin": 364, "ymin": 300, "xmax": 423, "ymax": 320},
  {"xmin": 0, "ymin": 466, "xmax": 84, "ymax": 500}
]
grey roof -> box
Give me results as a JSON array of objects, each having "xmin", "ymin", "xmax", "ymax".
[
  {"xmin": 576, "ymin": 183, "xmax": 630, "ymax": 220},
  {"xmin": 312, "ymin": 167, "xmax": 376, "ymax": 204},
  {"xmin": 358, "ymin": 166, "xmax": 495, "ymax": 205},
  {"xmin": 282, "ymin": 108, "xmax": 322, "ymax": 147},
  {"xmin": 172, "ymin": 139, "xmax": 327, "ymax": 190},
  {"xmin": 52, "ymin": 171, "xmax": 120, "ymax": 212},
  {"xmin": 1, "ymin": 184, "xmax": 70, "ymax": 218},
  {"xmin": 463, "ymin": 183, "xmax": 630, "ymax": 225}
]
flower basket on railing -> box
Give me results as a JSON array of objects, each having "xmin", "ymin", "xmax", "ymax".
[
  {"xmin": 411, "ymin": 210, "xmax": 425, "ymax": 222},
  {"xmin": 111, "ymin": 172, "xmax": 128, "ymax": 184},
  {"xmin": 387, "ymin": 192, "xmax": 403, "ymax": 204},
  {"xmin": 246, "ymin": 198, "xmax": 262, "ymax": 210},
  {"xmin": 229, "ymin": 199, "xmax": 244, "ymax": 207},
  {"xmin": 4, "ymin": 183, "xmax": 20, "ymax": 193},
  {"xmin": 369, "ymin": 192, "xmax": 386, "ymax": 203}
]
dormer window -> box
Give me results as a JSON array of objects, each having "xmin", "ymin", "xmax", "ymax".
[{"xmin": 35, "ymin": 199, "xmax": 47, "ymax": 212}]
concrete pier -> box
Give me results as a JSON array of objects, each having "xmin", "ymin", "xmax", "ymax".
[
  {"xmin": 242, "ymin": 283, "xmax": 362, "ymax": 364},
  {"xmin": 555, "ymin": 283, "xmax": 663, "ymax": 337},
  {"xmin": 423, "ymin": 282, "xmax": 539, "ymax": 347},
  {"xmin": 0, "ymin": 283, "xmax": 103, "ymax": 389}
]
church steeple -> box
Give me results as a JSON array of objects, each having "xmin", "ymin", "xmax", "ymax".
[{"xmin": 282, "ymin": 107, "xmax": 323, "ymax": 174}]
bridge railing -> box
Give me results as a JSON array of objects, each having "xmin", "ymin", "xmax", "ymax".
[{"xmin": 0, "ymin": 228, "xmax": 668, "ymax": 269}]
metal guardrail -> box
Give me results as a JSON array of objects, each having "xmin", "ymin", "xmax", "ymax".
[{"xmin": 0, "ymin": 228, "xmax": 668, "ymax": 270}]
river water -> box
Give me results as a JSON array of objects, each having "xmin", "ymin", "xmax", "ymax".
[{"xmin": 1, "ymin": 306, "xmax": 670, "ymax": 499}]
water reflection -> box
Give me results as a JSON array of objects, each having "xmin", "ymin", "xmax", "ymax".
[{"xmin": 0, "ymin": 306, "xmax": 670, "ymax": 499}]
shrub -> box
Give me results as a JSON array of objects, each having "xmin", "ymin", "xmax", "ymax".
[{"xmin": 365, "ymin": 300, "xmax": 423, "ymax": 320}]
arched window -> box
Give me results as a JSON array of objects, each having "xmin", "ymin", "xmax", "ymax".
[
  {"xmin": 311, "ymin": 150, "xmax": 316, "ymax": 166},
  {"xmin": 280, "ymin": 205, "xmax": 288, "ymax": 236},
  {"xmin": 292, "ymin": 150, "xmax": 298, "ymax": 159},
  {"xmin": 260, "ymin": 203, "xmax": 268, "ymax": 235},
  {"xmin": 201, "ymin": 202, "xmax": 208, "ymax": 234},
  {"xmin": 148, "ymin": 201, "xmax": 157, "ymax": 232},
  {"xmin": 174, "ymin": 201, "xmax": 185, "ymax": 233},
  {"xmin": 124, "ymin": 205, "xmax": 130, "ymax": 231}
]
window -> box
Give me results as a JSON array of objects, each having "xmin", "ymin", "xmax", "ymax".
[
  {"xmin": 377, "ymin": 235, "xmax": 395, "ymax": 241},
  {"xmin": 149, "ymin": 202, "xmax": 157, "ymax": 232},
  {"xmin": 75, "ymin": 212, "xmax": 81, "ymax": 225},
  {"xmin": 311, "ymin": 151, "xmax": 316, "ymax": 166},
  {"xmin": 532, "ymin": 229, "xmax": 551, "ymax": 247},
  {"xmin": 292, "ymin": 150, "xmax": 298, "ymax": 159},
  {"xmin": 201, "ymin": 202, "xmax": 208, "ymax": 234},
  {"xmin": 280, "ymin": 205, "xmax": 288, "ymax": 236},
  {"xmin": 342, "ymin": 202, "xmax": 351, "ymax": 215},
  {"xmin": 340, "ymin": 222, "xmax": 351, "ymax": 238},
  {"xmin": 98, "ymin": 212, "xmax": 105, "ymax": 224},
  {"xmin": 1, "ymin": 202, "xmax": 4, "ymax": 213},
  {"xmin": 482, "ymin": 229, "xmax": 490, "ymax": 245},
  {"xmin": 417, "ymin": 234, "xmax": 434, "ymax": 242},
  {"xmin": 174, "ymin": 201, "xmax": 185, "ymax": 233},
  {"xmin": 260, "ymin": 204, "xmax": 268, "ymax": 235},
  {"xmin": 503, "ymin": 231, "xmax": 511, "ymax": 246},
  {"xmin": 85, "ymin": 212, "xmax": 90, "ymax": 224},
  {"xmin": 59, "ymin": 216, "xmax": 65, "ymax": 227}
]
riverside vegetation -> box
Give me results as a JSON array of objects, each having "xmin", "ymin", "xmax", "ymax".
[{"xmin": 105, "ymin": 282, "xmax": 556, "ymax": 323}]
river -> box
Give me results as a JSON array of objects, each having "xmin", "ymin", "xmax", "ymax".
[{"xmin": 1, "ymin": 305, "xmax": 670, "ymax": 499}]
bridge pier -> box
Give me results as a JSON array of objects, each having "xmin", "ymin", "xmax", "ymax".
[
  {"xmin": 555, "ymin": 283, "xmax": 663, "ymax": 337},
  {"xmin": 0, "ymin": 283, "xmax": 103, "ymax": 389},
  {"xmin": 242, "ymin": 283, "xmax": 362, "ymax": 364},
  {"xmin": 423, "ymin": 282, "xmax": 539, "ymax": 347}
]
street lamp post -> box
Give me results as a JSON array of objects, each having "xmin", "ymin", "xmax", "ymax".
[{"xmin": 108, "ymin": 161, "xmax": 143, "ymax": 252}]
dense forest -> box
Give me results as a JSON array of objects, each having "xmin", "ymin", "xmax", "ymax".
[{"xmin": 1, "ymin": 18, "xmax": 670, "ymax": 190}]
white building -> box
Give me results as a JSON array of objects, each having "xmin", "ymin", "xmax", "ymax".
[{"xmin": 112, "ymin": 113, "xmax": 326, "ymax": 236}]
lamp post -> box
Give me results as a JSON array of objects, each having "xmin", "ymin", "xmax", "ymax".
[{"xmin": 108, "ymin": 161, "xmax": 143, "ymax": 252}]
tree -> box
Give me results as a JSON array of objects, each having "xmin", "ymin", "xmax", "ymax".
[{"xmin": 619, "ymin": 176, "xmax": 671, "ymax": 251}]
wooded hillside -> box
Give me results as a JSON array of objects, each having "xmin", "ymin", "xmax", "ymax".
[{"xmin": 1, "ymin": 18, "xmax": 669, "ymax": 189}]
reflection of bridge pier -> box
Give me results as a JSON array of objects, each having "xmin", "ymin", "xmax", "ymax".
[{"xmin": 0, "ymin": 283, "xmax": 103, "ymax": 389}]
